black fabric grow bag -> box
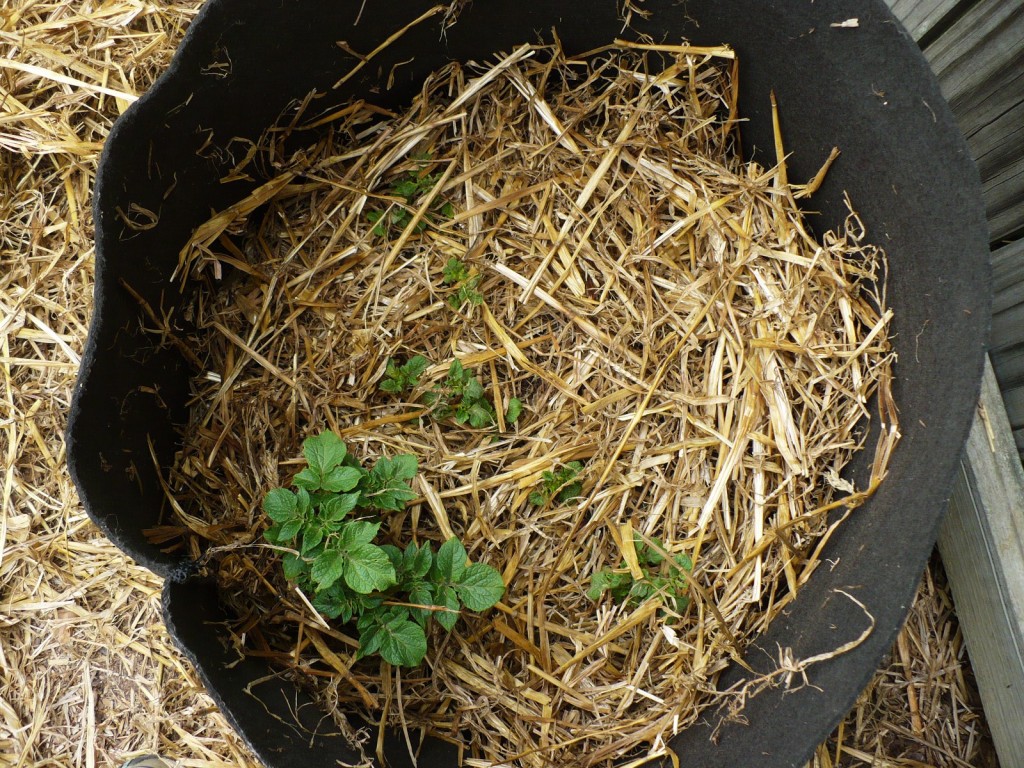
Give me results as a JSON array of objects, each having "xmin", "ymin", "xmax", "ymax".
[{"xmin": 67, "ymin": 1, "xmax": 990, "ymax": 766}]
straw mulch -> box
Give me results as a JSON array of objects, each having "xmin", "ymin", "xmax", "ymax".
[
  {"xmin": 810, "ymin": 555, "xmax": 998, "ymax": 768},
  {"xmin": 0, "ymin": 2, "xmax": 998, "ymax": 767},
  {"xmin": 168, "ymin": 38, "xmax": 893, "ymax": 766}
]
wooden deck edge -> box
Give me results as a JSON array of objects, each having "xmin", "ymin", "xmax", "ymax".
[{"xmin": 938, "ymin": 356, "xmax": 1024, "ymax": 767}]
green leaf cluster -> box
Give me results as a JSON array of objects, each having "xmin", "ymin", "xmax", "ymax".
[
  {"xmin": 263, "ymin": 431, "xmax": 504, "ymax": 667},
  {"xmin": 422, "ymin": 359, "xmax": 521, "ymax": 430},
  {"xmin": 379, "ymin": 355, "xmax": 430, "ymax": 395},
  {"xmin": 367, "ymin": 167, "xmax": 454, "ymax": 237},
  {"xmin": 442, "ymin": 257, "xmax": 484, "ymax": 309},
  {"xmin": 349, "ymin": 537, "xmax": 504, "ymax": 666},
  {"xmin": 587, "ymin": 533, "xmax": 693, "ymax": 617},
  {"xmin": 529, "ymin": 461, "xmax": 584, "ymax": 506}
]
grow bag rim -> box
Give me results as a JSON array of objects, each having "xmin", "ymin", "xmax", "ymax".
[{"xmin": 66, "ymin": 0, "xmax": 225, "ymax": 582}]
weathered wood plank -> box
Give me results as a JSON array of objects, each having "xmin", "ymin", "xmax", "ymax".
[
  {"xmin": 992, "ymin": 237, "xmax": 1024, "ymax": 442},
  {"xmin": 974, "ymin": 102, "xmax": 1024, "ymax": 243},
  {"xmin": 992, "ymin": 348, "xmax": 1024, "ymax": 399},
  {"xmin": 887, "ymin": 0, "xmax": 965, "ymax": 38},
  {"xmin": 1002, "ymin": 383, "xmax": 1024, "ymax": 432},
  {"xmin": 923, "ymin": 0, "xmax": 1024, "ymax": 242},
  {"xmin": 926, "ymin": 0, "xmax": 1024, "ymax": 136},
  {"xmin": 914, "ymin": 0, "xmax": 1024, "ymax": 451},
  {"xmin": 993, "ymin": 234, "xmax": 1024, "ymax": 310},
  {"xmin": 939, "ymin": 358, "xmax": 1024, "ymax": 768},
  {"xmin": 992, "ymin": 305, "xmax": 1024, "ymax": 356},
  {"xmin": 992, "ymin": 236, "xmax": 1024, "ymax": 354}
]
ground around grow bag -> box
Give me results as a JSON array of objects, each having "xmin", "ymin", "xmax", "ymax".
[{"xmin": 67, "ymin": 1, "xmax": 990, "ymax": 767}]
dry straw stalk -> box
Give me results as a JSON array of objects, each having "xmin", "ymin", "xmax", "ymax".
[{"xmin": 171, "ymin": 41, "xmax": 897, "ymax": 767}]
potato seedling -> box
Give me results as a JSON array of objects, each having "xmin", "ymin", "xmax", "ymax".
[
  {"xmin": 379, "ymin": 355, "xmax": 430, "ymax": 395},
  {"xmin": 588, "ymin": 533, "xmax": 692, "ymax": 617},
  {"xmin": 529, "ymin": 460, "xmax": 584, "ymax": 506},
  {"xmin": 262, "ymin": 431, "xmax": 504, "ymax": 667},
  {"xmin": 442, "ymin": 257, "xmax": 484, "ymax": 309},
  {"xmin": 367, "ymin": 166, "xmax": 454, "ymax": 237},
  {"xmin": 422, "ymin": 359, "xmax": 522, "ymax": 429}
]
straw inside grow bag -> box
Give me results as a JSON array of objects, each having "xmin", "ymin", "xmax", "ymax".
[{"xmin": 157, "ymin": 43, "xmax": 898, "ymax": 767}]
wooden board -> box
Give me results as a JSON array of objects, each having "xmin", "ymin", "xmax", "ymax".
[
  {"xmin": 924, "ymin": 0, "xmax": 1024, "ymax": 242},
  {"xmin": 887, "ymin": 0, "xmax": 965, "ymax": 39},
  {"xmin": 940, "ymin": 359, "xmax": 1024, "ymax": 767},
  {"xmin": 992, "ymin": 237, "xmax": 1024, "ymax": 442}
]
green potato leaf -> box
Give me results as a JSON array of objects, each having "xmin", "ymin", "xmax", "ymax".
[
  {"xmin": 343, "ymin": 543, "xmax": 396, "ymax": 594},
  {"xmin": 389, "ymin": 454, "xmax": 418, "ymax": 481},
  {"xmin": 466, "ymin": 400, "xmax": 496, "ymax": 429},
  {"xmin": 340, "ymin": 520, "xmax": 381, "ymax": 549},
  {"xmin": 263, "ymin": 523, "xmax": 284, "ymax": 544},
  {"xmin": 463, "ymin": 377, "xmax": 484, "ymax": 402},
  {"xmin": 293, "ymin": 467, "xmax": 321, "ymax": 491},
  {"xmin": 404, "ymin": 541, "xmax": 433, "ymax": 579},
  {"xmin": 357, "ymin": 620, "xmax": 385, "ymax": 659},
  {"xmin": 433, "ymin": 537, "xmax": 468, "ymax": 583},
  {"xmin": 363, "ymin": 455, "xmax": 418, "ymax": 511},
  {"xmin": 300, "ymin": 524, "xmax": 324, "ymax": 555},
  {"xmin": 262, "ymin": 488, "xmax": 298, "ymax": 523},
  {"xmin": 282, "ymin": 552, "xmax": 308, "ymax": 582},
  {"xmin": 407, "ymin": 582, "xmax": 435, "ymax": 627},
  {"xmin": 303, "ymin": 431, "xmax": 348, "ymax": 477},
  {"xmin": 311, "ymin": 585, "xmax": 347, "ymax": 620},
  {"xmin": 311, "ymin": 549, "xmax": 346, "ymax": 591},
  {"xmin": 321, "ymin": 492, "xmax": 359, "ymax": 522},
  {"xmin": 377, "ymin": 614, "xmax": 428, "ymax": 667},
  {"xmin": 380, "ymin": 544, "xmax": 403, "ymax": 575},
  {"xmin": 504, "ymin": 398, "xmax": 523, "ymax": 424},
  {"xmin": 454, "ymin": 562, "xmax": 505, "ymax": 611},
  {"xmin": 321, "ymin": 465, "xmax": 363, "ymax": 493},
  {"xmin": 433, "ymin": 584, "xmax": 461, "ymax": 632},
  {"xmin": 443, "ymin": 258, "xmax": 470, "ymax": 285},
  {"xmin": 277, "ymin": 517, "xmax": 304, "ymax": 543}
]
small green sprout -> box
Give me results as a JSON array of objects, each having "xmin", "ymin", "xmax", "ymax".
[
  {"xmin": 423, "ymin": 359, "xmax": 497, "ymax": 429},
  {"xmin": 379, "ymin": 355, "xmax": 430, "ymax": 395},
  {"xmin": 442, "ymin": 257, "xmax": 484, "ymax": 309},
  {"xmin": 262, "ymin": 431, "xmax": 504, "ymax": 667},
  {"xmin": 367, "ymin": 162, "xmax": 454, "ymax": 237},
  {"xmin": 442, "ymin": 257, "xmax": 471, "ymax": 285},
  {"xmin": 529, "ymin": 461, "xmax": 584, "ymax": 506},
  {"xmin": 587, "ymin": 533, "xmax": 692, "ymax": 617},
  {"xmin": 378, "ymin": 356, "xmax": 522, "ymax": 431},
  {"xmin": 504, "ymin": 397, "xmax": 523, "ymax": 425}
]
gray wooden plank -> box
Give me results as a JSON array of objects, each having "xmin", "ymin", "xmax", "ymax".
[
  {"xmin": 926, "ymin": 0, "xmax": 1024, "ymax": 137},
  {"xmin": 992, "ymin": 310, "xmax": 1024, "ymax": 355},
  {"xmin": 984, "ymin": 153, "xmax": 1024, "ymax": 243},
  {"xmin": 992, "ymin": 345, "xmax": 1024, "ymax": 394},
  {"xmin": 887, "ymin": 0, "xmax": 965, "ymax": 38},
  {"xmin": 992, "ymin": 229, "xmax": 1024, "ymax": 311},
  {"xmin": 924, "ymin": 0, "xmax": 1024, "ymax": 242},
  {"xmin": 1001, "ymin": 383, "xmax": 1024, "ymax": 431},
  {"xmin": 939, "ymin": 358, "xmax": 1024, "ymax": 768},
  {"xmin": 991, "ymin": 238, "xmax": 1024, "ymax": 392},
  {"xmin": 972, "ymin": 101, "xmax": 1024, "ymax": 242}
]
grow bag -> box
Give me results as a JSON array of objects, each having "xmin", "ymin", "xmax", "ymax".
[{"xmin": 67, "ymin": 1, "xmax": 990, "ymax": 766}]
